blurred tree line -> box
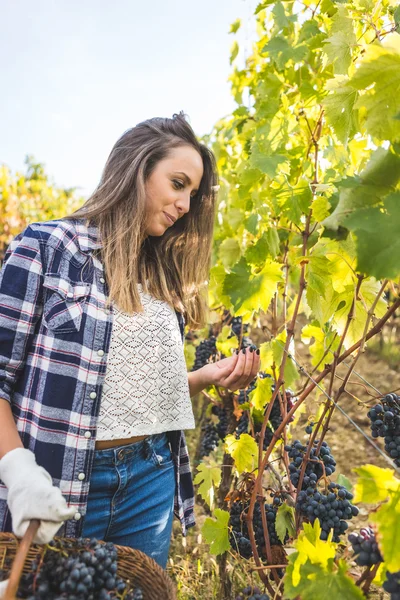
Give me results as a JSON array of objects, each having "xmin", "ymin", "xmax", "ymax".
[{"xmin": 0, "ymin": 156, "xmax": 84, "ymax": 262}]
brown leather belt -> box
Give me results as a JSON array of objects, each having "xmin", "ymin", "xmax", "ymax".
[{"xmin": 95, "ymin": 434, "xmax": 149, "ymax": 450}]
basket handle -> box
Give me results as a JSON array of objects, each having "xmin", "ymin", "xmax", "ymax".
[{"xmin": 4, "ymin": 520, "xmax": 40, "ymax": 600}]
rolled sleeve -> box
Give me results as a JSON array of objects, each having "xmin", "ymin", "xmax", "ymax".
[{"xmin": 0, "ymin": 225, "xmax": 44, "ymax": 403}]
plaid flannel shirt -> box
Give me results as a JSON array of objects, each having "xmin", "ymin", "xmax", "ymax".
[{"xmin": 0, "ymin": 218, "xmax": 195, "ymax": 537}]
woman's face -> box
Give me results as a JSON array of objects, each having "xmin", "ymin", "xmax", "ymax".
[{"xmin": 144, "ymin": 145, "xmax": 204, "ymax": 237}]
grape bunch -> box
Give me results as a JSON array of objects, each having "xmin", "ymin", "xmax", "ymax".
[
  {"xmin": 296, "ymin": 482, "xmax": 359, "ymax": 542},
  {"xmin": 234, "ymin": 378, "xmax": 258, "ymax": 439},
  {"xmin": 240, "ymin": 337, "xmax": 257, "ymax": 351},
  {"xmin": 230, "ymin": 316, "xmax": 249, "ymax": 339},
  {"xmin": 200, "ymin": 420, "xmax": 220, "ymax": 456},
  {"xmin": 235, "ymin": 586, "xmax": 270, "ymax": 600},
  {"xmin": 384, "ymin": 571, "xmax": 400, "ymax": 599},
  {"xmin": 211, "ymin": 404, "xmax": 229, "ymax": 440},
  {"xmin": 348, "ymin": 527, "xmax": 383, "ymax": 567},
  {"xmin": 367, "ymin": 393, "xmax": 400, "ymax": 466},
  {"xmin": 229, "ymin": 498, "xmax": 285, "ymax": 560},
  {"xmin": 191, "ymin": 336, "xmax": 217, "ymax": 371},
  {"xmin": 0, "ymin": 538, "xmax": 143, "ymax": 599},
  {"xmin": 285, "ymin": 439, "xmax": 337, "ymax": 489}
]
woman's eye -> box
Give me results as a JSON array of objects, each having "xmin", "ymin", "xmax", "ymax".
[
  {"xmin": 173, "ymin": 180, "xmax": 184, "ymax": 189},
  {"xmin": 173, "ymin": 179, "xmax": 197, "ymax": 198}
]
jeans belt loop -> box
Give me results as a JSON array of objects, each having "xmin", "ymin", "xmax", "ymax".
[{"xmin": 143, "ymin": 436, "xmax": 153, "ymax": 460}]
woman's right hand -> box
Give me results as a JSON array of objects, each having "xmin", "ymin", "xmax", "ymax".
[{"xmin": 0, "ymin": 448, "xmax": 75, "ymax": 544}]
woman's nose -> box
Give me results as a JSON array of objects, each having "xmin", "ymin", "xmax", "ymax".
[{"xmin": 177, "ymin": 194, "xmax": 191, "ymax": 215}]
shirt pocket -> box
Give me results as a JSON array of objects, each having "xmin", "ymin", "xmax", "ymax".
[{"xmin": 43, "ymin": 273, "xmax": 91, "ymax": 334}]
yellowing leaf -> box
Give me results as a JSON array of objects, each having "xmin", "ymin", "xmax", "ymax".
[
  {"xmin": 216, "ymin": 325, "xmax": 238, "ymax": 356},
  {"xmin": 202, "ymin": 509, "xmax": 230, "ymax": 555},
  {"xmin": 353, "ymin": 464, "xmax": 400, "ymax": 503},
  {"xmin": 184, "ymin": 343, "xmax": 196, "ymax": 371},
  {"xmin": 224, "ymin": 433, "xmax": 258, "ymax": 473},
  {"xmin": 301, "ymin": 324, "xmax": 339, "ymax": 370},
  {"xmin": 312, "ymin": 196, "xmax": 331, "ymax": 222},
  {"xmin": 285, "ymin": 558, "xmax": 365, "ymax": 599},
  {"xmin": 248, "ymin": 376, "xmax": 273, "ymax": 410},
  {"xmin": 371, "ymin": 490, "xmax": 400, "ymax": 573},
  {"xmin": 223, "ymin": 257, "xmax": 283, "ymax": 320},
  {"xmin": 295, "ymin": 520, "xmax": 337, "ymax": 570},
  {"xmin": 272, "ymin": 330, "xmax": 299, "ymax": 387},
  {"xmin": 193, "ymin": 463, "xmax": 221, "ymax": 509}
]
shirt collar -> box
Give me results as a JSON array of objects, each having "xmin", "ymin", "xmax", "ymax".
[{"xmin": 72, "ymin": 218, "xmax": 103, "ymax": 253}]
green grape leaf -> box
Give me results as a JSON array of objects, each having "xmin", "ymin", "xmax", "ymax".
[
  {"xmin": 333, "ymin": 278, "xmax": 388, "ymax": 348},
  {"xmin": 255, "ymin": 0, "xmax": 278, "ymax": 12},
  {"xmin": 208, "ymin": 264, "xmax": 233, "ymax": 311},
  {"xmin": 272, "ymin": 1, "xmax": 290, "ymax": 29},
  {"xmin": 227, "ymin": 208, "xmax": 244, "ymax": 230},
  {"xmin": 301, "ymin": 324, "xmax": 339, "ymax": 370},
  {"xmin": 395, "ymin": 5, "xmax": 400, "ymax": 26},
  {"xmin": 306, "ymin": 254, "xmax": 335, "ymax": 298},
  {"xmin": 230, "ymin": 40, "xmax": 239, "ymax": 65},
  {"xmin": 298, "ymin": 19, "xmax": 322, "ymax": 43},
  {"xmin": 285, "ymin": 558, "xmax": 365, "ymax": 600},
  {"xmin": 345, "ymin": 193, "xmax": 400, "ymax": 280},
  {"xmin": 276, "ymin": 503, "xmax": 296, "ymax": 543},
  {"xmin": 351, "ymin": 34, "xmax": 400, "ymax": 142},
  {"xmin": 245, "ymin": 234, "xmax": 270, "ymax": 266},
  {"xmin": 323, "ymin": 32, "xmax": 355, "ymax": 75},
  {"xmin": 245, "ymin": 228, "xmax": 280, "ymax": 265},
  {"xmin": 323, "ymin": 6, "xmax": 357, "ymax": 74},
  {"xmin": 248, "ymin": 375, "xmax": 273, "ymax": 411},
  {"xmin": 353, "ymin": 464, "xmax": 400, "ymax": 503},
  {"xmin": 371, "ymin": 490, "xmax": 400, "ymax": 573},
  {"xmin": 219, "ymin": 237, "xmax": 242, "ymax": 269},
  {"xmin": 280, "ymin": 184, "xmax": 312, "ymax": 225},
  {"xmin": 225, "ymin": 433, "xmax": 258, "ymax": 473},
  {"xmin": 337, "ymin": 473, "xmax": 353, "ymax": 492},
  {"xmin": 322, "ymin": 75, "xmax": 359, "ymax": 146},
  {"xmin": 193, "ymin": 464, "xmax": 221, "ymax": 509},
  {"xmin": 249, "ymin": 149, "xmax": 290, "ymax": 178},
  {"xmin": 260, "ymin": 330, "xmax": 299, "ymax": 387},
  {"xmin": 223, "ymin": 257, "xmax": 283, "ymax": 319},
  {"xmin": 261, "ymin": 36, "xmax": 308, "ymax": 70},
  {"xmin": 245, "ymin": 213, "xmax": 259, "ymax": 235},
  {"xmin": 322, "ymin": 146, "xmax": 400, "ymax": 230},
  {"xmin": 202, "ymin": 508, "xmax": 230, "ymax": 555},
  {"xmin": 229, "ymin": 18, "xmax": 241, "ymax": 34}
]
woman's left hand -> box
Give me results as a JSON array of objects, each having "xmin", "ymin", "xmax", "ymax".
[{"xmin": 201, "ymin": 347, "xmax": 261, "ymax": 392}]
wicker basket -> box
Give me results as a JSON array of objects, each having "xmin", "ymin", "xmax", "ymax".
[{"xmin": 0, "ymin": 520, "xmax": 177, "ymax": 600}]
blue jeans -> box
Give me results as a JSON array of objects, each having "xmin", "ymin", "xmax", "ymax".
[{"xmin": 81, "ymin": 433, "xmax": 175, "ymax": 569}]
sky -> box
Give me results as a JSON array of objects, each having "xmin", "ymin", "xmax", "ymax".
[{"xmin": 1, "ymin": 0, "xmax": 258, "ymax": 197}]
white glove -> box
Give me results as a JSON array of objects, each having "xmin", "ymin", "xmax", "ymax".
[
  {"xmin": 0, "ymin": 579, "xmax": 9, "ymax": 599},
  {"xmin": 0, "ymin": 448, "xmax": 76, "ymax": 544}
]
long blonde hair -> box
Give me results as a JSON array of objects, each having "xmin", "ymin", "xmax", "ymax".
[{"xmin": 62, "ymin": 111, "xmax": 218, "ymax": 329}]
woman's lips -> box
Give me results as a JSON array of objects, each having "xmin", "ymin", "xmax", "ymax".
[{"xmin": 163, "ymin": 212, "xmax": 175, "ymax": 225}]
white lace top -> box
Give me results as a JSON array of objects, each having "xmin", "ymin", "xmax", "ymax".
[{"xmin": 96, "ymin": 284, "xmax": 196, "ymax": 440}]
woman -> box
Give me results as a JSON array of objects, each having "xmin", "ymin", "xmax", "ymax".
[{"xmin": 0, "ymin": 112, "xmax": 260, "ymax": 574}]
